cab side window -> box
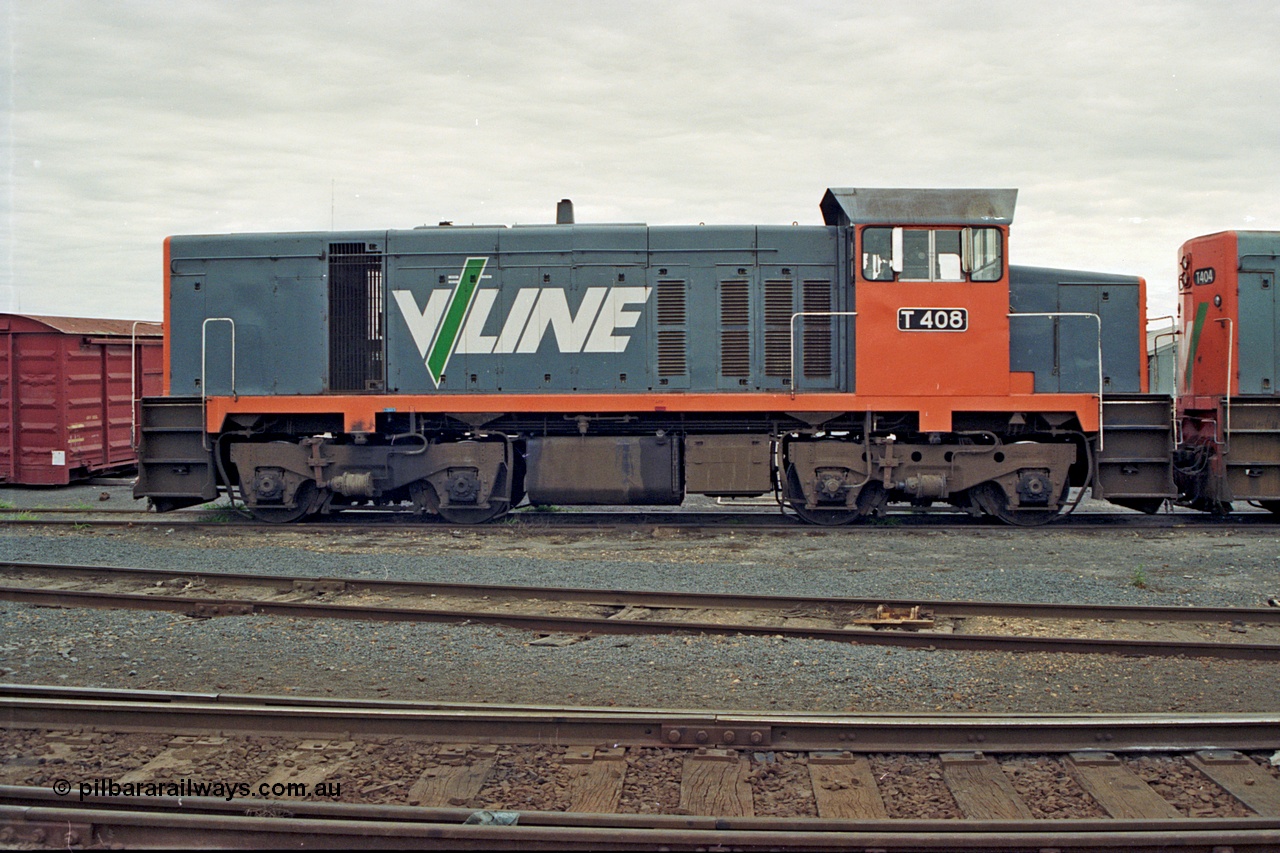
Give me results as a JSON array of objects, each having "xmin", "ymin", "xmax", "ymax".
[
  {"xmin": 969, "ymin": 228, "xmax": 1002, "ymax": 281},
  {"xmin": 859, "ymin": 227, "xmax": 1002, "ymax": 283},
  {"xmin": 861, "ymin": 227, "xmax": 894, "ymax": 281}
]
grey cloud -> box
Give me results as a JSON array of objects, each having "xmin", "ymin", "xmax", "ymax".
[{"xmin": 5, "ymin": 0, "xmax": 1280, "ymax": 319}]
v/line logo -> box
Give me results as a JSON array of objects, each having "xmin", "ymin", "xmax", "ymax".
[{"xmin": 392, "ymin": 257, "xmax": 653, "ymax": 386}]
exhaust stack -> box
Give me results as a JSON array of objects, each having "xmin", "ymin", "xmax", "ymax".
[{"xmin": 556, "ymin": 199, "xmax": 574, "ymax": 225}]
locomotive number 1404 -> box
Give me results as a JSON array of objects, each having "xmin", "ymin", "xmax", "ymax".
[{"xmin": 897, "ymin": 307, "xmax": 969, "ymax": 332}]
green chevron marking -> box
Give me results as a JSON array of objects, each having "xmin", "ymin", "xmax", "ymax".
[
  {"xmin": 1183, "ymin": 301, "xmax": 1208, "ymax": 391},
  {"xmin": 425, "ymin": 257, "xmax": 488, "ymax": 385}
]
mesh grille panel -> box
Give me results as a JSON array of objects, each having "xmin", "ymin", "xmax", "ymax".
[{"xmin": 328, "ymin": 243, "xmax": 385, "ymax": 392}]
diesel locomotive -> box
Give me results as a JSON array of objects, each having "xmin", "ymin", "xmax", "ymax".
[{"xmin": 132, "ymin": 188, "xmax": 1280, "ymax": 524}]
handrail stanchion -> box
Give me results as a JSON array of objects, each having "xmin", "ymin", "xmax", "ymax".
[
  {"xmin": 788, "ymin": 311, "xmax": 857, "ymax": 397},
  {"xmin": 1008, "ymin": 312, "xmax": 1104, "ymax": 451},
  {"xmin": 200, "ymin": 318, "xmax": 236, "ymax": 451},
  {"xmin": 1215, "ymin": 318, "xmax": 1234, "ymax": 451}
]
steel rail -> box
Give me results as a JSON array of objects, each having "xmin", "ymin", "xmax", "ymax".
[
  {"xmin": 6, "ymin": 783, "xmax": 1279, "ymax": 835},
  {"xmin": 4, "ymin": 507, "xmax": 1280, "ymax": 531},
  {"xmin": 3, "ymin": 690, "xmax": 1279, "ymax": 752},
  {"xmin": 3, "ymin": 559, "xmax": 1277, "ymax": 626},
  {"xmin": 25, "ymin": 588, "xmax": 1267, "ymax": 660},
  {"xmin": 1, "ymin": 561, "xmax": 1277, "ymax": 661},
  {"xmin": 2, "ymin": 799, "xmax": 1278, "ymax": 851},
  {"xmin": 5, "ymin": 690, "xmax": 1279, "ymax": 847}
]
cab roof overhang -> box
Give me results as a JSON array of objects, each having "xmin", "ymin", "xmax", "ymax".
[{"xmin": 820, "ymin": 188, "xmax": 1018, "ymax": 227}]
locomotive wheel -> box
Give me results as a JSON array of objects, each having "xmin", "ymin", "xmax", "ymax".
[
  {"xmin": 249, "ymin": 481, "xmax": 317, "ymax": 524},
  {"xmin": 437, "ymin": 501, "xmax": 510, "ymax": 524},
  {"xmin": 790, "ymin": 502, "xmax": 860, "ymax": 526},
  {"xmin": 1109, "ymin": 497, "xmax": 1166, "ymax": 515},
  {"xmin": 972, "ymin": 482, "xmax": 1060, "ymax": 527},
  {"xmin": 785, "ymin": 465, "xmax": 859, "ymax": 526}
]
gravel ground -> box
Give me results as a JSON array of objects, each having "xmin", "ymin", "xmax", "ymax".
[{"xmin": 0, "ymin": 480, "xmax": 1278, "ymax": 715}]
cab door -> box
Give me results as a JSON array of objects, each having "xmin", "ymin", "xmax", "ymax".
[
  {"xmin": 854, "ymin": 225, "xmax": 1011, "ymax": 398},
  {"xmin": 1238, "ymin": 268, "xmax": 1277, "ymax": 395}
]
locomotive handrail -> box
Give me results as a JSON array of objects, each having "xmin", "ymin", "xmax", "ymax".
[
  {"xmin": 388, "ymin": 246, "xmax": 785, "ymax": 267},
  {"xmin": 171, "ymin": 252, "xmax": 325, "ymax": 268},
  {"xmin": 1007, "ymin": 312, "xmax": 1104, "ymax": 451},
  {"xmin": 1216, "ymin": 317, "xmax": 1234, "ymax": 451},
  {"xmin": 129, "ymin": 321, "xmax": 145, "ymax": 451},
  {"xmin": 789, "ymin": 311, "xmax": 857, "ymax": 396},
  {"xmin": 1147, "ymin": 315, "xmax": 1179, "ymax": 397},
  {"xmin": 1148, "ymin": 315, "xmax": 1181, "ymax": 447},
  {"xmin": 201, "ymin": 318, "xmax": 237, "ymax": 451}
]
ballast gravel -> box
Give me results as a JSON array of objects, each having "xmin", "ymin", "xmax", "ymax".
[{"xmin": 0, "ymin": 484, "xmax": 1278, "ymax": 714}]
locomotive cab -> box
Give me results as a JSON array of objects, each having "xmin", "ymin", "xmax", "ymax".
[{"xmin": 822, "ymin": 188, "xmax": 1016, "ymax": 404}]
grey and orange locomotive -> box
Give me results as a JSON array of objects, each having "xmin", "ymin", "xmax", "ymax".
[{"xmin": 134, "ymin": 188, "xmax": 1280, "ymax": 524}]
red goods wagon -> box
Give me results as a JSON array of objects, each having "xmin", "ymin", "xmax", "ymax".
[{"xmin": 0, "ymin": 315, "xmax": 162, "ymax": 485}]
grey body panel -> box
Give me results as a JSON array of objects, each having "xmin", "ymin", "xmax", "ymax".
[
  {"xmin": 169, "ymin": 232, "xmax": 373, "ymax": 397},
  {"xmin": 1235, "ymin": 232, "xmax": 1280, "ymax": 395},
  {"xmin": 169, "ymin": 224, "xmax": 843, "ymax": 397},
  {"xmin": 1009, "ymin": 266, "xmax": 1144, "ymax": 394}
]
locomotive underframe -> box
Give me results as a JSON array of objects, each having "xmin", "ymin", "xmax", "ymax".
[
  {"xmin": 783, "ymin": 436, "xmax": 1076, "ymax": 518},
  {"xmin": 1177, "ymin": 397, "xmax": 1280, "ymax": 513},
  {"xmin": 227, "ymin": 437, "xmax": 513, "ymax": 521},
  {"xmin": 136, "ymin": 397, "xmax": 1103, "ymax": 525}
]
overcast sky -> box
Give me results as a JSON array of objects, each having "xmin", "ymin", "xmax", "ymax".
[{"xmin": 4, "ymin": 0, "xmax": 1279, "ymax": 322}]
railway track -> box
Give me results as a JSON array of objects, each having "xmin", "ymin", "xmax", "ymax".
[
  {"xmin": 1, "ymin": 561, "xmax": 1278, "ymax": 661},
  {"xmin": 3, "ymin": 504, "xmax": 1280, "ymax": 533},
  {"xmin": 1, "ymin": 686, "xmax": 1278, "ymax": 850}
]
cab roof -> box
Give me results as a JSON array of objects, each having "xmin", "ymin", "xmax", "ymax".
[{"xmin": 820, "ymin": 188, "xmax": 1017, "ymax": 227}]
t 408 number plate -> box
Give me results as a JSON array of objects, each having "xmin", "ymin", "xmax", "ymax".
[{"xmin": 897, "ymin": 307, "xmax": 968, "ymax": 331}]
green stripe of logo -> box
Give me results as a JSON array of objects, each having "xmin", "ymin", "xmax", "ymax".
[
  {"xmin": 1183, "ymin": 301, "xmax": 1208, "ymax": 391},
  {"xmin": 426, "ymin": 257, "xmax": 488, "ymax": 385}
]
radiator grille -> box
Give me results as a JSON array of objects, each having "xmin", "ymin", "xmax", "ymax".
[
  {"xmin": 719, "ymin": 280, "xmax": 750, "ymax": 376},
  {"xmin": 763, "ymin": 279, "xmax": 794, "ymax": 378},
  {"xmin": 720, "ymin": 280, "xmax": 750, "ymax": 325},
  {"xmin": 656, "ymin": 279, "xmax": 686, "ymax": 325},
  {"xmin": 328, "ymin": 243, "xmax": 385, "ymax": 392},
  {"xmin": 657, "ymin": 331, "xmax": 687, "ymax": 377},
  {"xmin": 802, "ymin": 279, "xmax": 833, "ymax": 378},
  {"xmin": 655, "ymin": 280, "xmax": 687, "ymax": 377}
]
